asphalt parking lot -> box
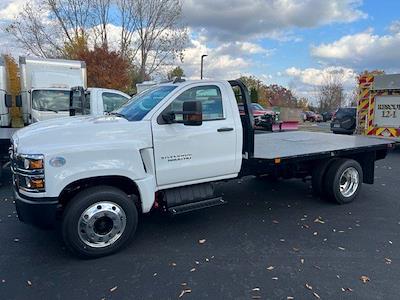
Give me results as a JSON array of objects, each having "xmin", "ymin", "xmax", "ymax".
[{"xmin": 0, "ymin": 149, "xmax": 399, "ymax": 300}]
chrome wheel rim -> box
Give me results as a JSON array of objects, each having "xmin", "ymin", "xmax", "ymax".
[
  {"xmin": 78, "ymin": 201, "xmax": 126, "ymax": 248},
  {"xmin": 339, "ymin": 167, "xmax": 359, "ymax": 198}
]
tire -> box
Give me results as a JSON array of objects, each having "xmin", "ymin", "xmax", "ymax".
[
  {"xmin": 324, "ymin": 159, "xmax": 363, "ymax": 204},
  {"xmin": 62, "ymin": 186, "xmax": 138, "ymax": 258},
  {"xmin": 311, "ymin": 158, "xmax": 338, "ymax": 195}
]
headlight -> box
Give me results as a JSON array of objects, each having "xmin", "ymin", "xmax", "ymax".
[
  {"xmin": 12, "ymin": 153, "xmax": 45, "ymax": 193},
  {"xmin": 20, "ymin": 154, "xmax": 44, "ymax": 171}
]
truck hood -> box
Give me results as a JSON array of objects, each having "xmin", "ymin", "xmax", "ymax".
[{"xmin": 13, "ymin": 115, "xmax": 152, "ymax": 154}]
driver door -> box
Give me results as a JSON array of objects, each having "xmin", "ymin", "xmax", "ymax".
[{"xmin": 152, "ymin": 84, "xmax": 237, "ymax": 187}]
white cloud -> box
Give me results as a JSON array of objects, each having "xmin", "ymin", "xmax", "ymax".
[
  {"xmin": 177, "ymin": 37, "xmax": 251, "ymax": 80},
  {"xmin": 183, "ymin": 0, "xmax": 366, "ymax": 41},
  {"xmin": 236, "ymin": 42, "xmax": 271, "ymax": 55},
  {"xmin": 286, "ymin": 66, "xmax": 357, "ymax": 87},
  {"xmin": 86, "ymin": 23, "xmax": 123, "ymax": 50},
  {"xmin": 389, "ymin": 20, "xmax": 400, "ymax": 33},
  {"xmin": 0, "ymin": 0, "xmax": 27, "ymax": 20},
  {"xmin": 214, "ymin": 41, "xmax": 275, "ymax": 58},
  {"xmin": 311, "ymin": 26, "xmax": 400, "ymax": 70},
  {"xmin": 285, "ymin": 66, "xmax": 358, "ymax": 104}
]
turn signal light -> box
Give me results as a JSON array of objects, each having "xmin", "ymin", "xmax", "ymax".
[
  {"xmin": 31, "ymin": 179, "xmax": 44, "ymax": 189},
  {"xmin": 29, "ymin": 159, "xmax": 43, "ymax": 169},
  {"xmin": 26, "ymin": 177, "xmax": 45, "ymax": 189}
]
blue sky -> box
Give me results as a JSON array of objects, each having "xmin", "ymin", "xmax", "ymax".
[
  {"xmin": 1, "ymin": 0, "xmax": 400, "ymax": 101},
  {"xmin": 178, "ymin": 0, "xmax": 400, "ymax": 101},
  {"xmin": 264, "ymin": 0, "xmax": 400, "ymax": 76}
]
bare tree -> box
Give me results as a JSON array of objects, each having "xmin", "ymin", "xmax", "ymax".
[
  {"xmin": 6, "ymin": 0, "xmax": 93, "ymax": 57},
  {"xmin": 47, "ymin": 0, "xmax": 92, "ymax": 41},
  {"xmin": 5, "ymin": 1, "xmax": 65, "ymax": 57},
  {"xmin": 317, "ymin": 71, "xmax": 345, "ymax": 112},
  {"xmin": 6, "ymin": 0, "xmax": 188, "ymax": 79},
  {"xmin": 129, "ymin": 0, "xmax": 188, "ymax": 80},
  {"xmin": 92, "ymin": 0, "xmax": 111, "ymax": 47},
  {"xmin": 116, "ymin": 0, "xmax": 137, "ymax": 58}
]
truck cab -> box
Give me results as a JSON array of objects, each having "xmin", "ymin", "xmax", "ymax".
[
  {"xmin": 84, "ymin": 88, "xmax": 130, "ymax": 115},
  {"xmin": 30, "ymin": 88, "xmax": 72, "ymax": 122},
  {"xmin": 11, "ymin": 79, "xmax": 394, "ymax": 258}
]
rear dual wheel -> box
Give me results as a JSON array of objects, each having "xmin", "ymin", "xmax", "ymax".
[{"xmin": 313, "ymin": 158, "xmax": 363, "ymax": 204}]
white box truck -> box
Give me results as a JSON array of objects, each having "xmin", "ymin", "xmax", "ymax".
[
  {"xmin": 19, "ymin": 56, "xmax": 130, "ymax": 124},
  {"xmin": 0, "ymin": 57, "xmax": 131, "ymax": 178},
  {"xmin": 19, "ymin": 56, "xmax": 87, "ymax": 124}
]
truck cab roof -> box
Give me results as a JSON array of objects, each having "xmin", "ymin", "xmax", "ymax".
[{"xmin": 158, "ymin": 79, "xmax": 230, "ymax": 88}]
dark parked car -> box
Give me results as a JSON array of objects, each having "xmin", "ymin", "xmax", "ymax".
[{"xmin": 331, "ymin": 107, "xmax": 357, "ymax": 134}]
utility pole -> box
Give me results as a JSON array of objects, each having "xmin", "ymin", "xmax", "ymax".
[{"xmin": 200, "ymin": 54, "xmax": 208, "ymax": 79}]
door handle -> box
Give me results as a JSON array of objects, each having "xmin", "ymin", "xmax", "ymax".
[{"xmin": 217, "ymin": 127, "xmax": 234, "ymax": 132}]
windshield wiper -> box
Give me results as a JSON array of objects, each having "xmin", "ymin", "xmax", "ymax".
[{"xmin": 40, "ymin": 108, "xmax": 59, "ymax": 113}]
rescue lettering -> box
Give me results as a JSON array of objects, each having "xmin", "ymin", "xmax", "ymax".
[{"xmin": 377, "ymin": 104, "xmax": 400, "ymax": 110}]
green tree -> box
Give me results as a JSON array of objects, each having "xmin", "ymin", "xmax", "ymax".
[
  {"xmin": 167, "ymin": 66, "xmax": 185, "ymax": 80},
  {"xmin": 250, "ymin": 87, "xmax": 258, "ymax": 103}
]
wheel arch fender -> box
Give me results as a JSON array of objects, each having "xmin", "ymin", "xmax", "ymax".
[{"xmin": 58, "ymin": 174, "xmax": 157, "ymax": 214}]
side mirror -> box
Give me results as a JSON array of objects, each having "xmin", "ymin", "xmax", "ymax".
[
  {"xmin": 15, "ymin": 95, "xmax": 22, "ymax": 107},
  {"xmin": 5, "ymin": 94, "xmax": 12, "ymax": 108},
  {"xmin": 183, "ymin": 100, "xmax": 202, "ymax": 126},
  {"xmin": 70, "ymin": 86, "xmax": 86, "ymax": 116}
]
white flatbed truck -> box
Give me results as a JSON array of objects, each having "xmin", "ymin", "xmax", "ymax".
[{"xmin": 11, "ymin": 79, "xmax": 394, "ymax": 257}]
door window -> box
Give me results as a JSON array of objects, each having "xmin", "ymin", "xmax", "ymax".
[
  {"xmin": 169, "ymin": 85, "xmax": 224, "ymax": 121},
  {"xmin": 102, "ymin": 92, "xmax": 129, "ymax": 113}
]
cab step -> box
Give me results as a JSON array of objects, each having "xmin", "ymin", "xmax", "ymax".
[{"xmin": 168, "ymin": 197, "xmax": 227, "ymax": 215}]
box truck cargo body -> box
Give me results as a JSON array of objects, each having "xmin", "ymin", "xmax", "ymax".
[{"xmin": 19, "ymin": 57, "xmax": 87, "ymax": 124}]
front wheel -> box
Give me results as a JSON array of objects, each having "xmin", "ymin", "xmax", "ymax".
[
  {"xmin": 62, "ymin": 186, "xmax": 138, "ymax": 258},
  {"xmin": 324, "ymin": 159, "xmax": 363, "ymax": 204}
]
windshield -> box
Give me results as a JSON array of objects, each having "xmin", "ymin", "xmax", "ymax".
[
  {"xmin": 336, "ymin": 108, "xmax": 356, "ymax": 118},
  {"xmin": 114, "ymin": 85, "xmax": 177, "ymax": 121},
  {"xmin": 32, "ymin": 90, "xmax": 70, "ymax": 112}
]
